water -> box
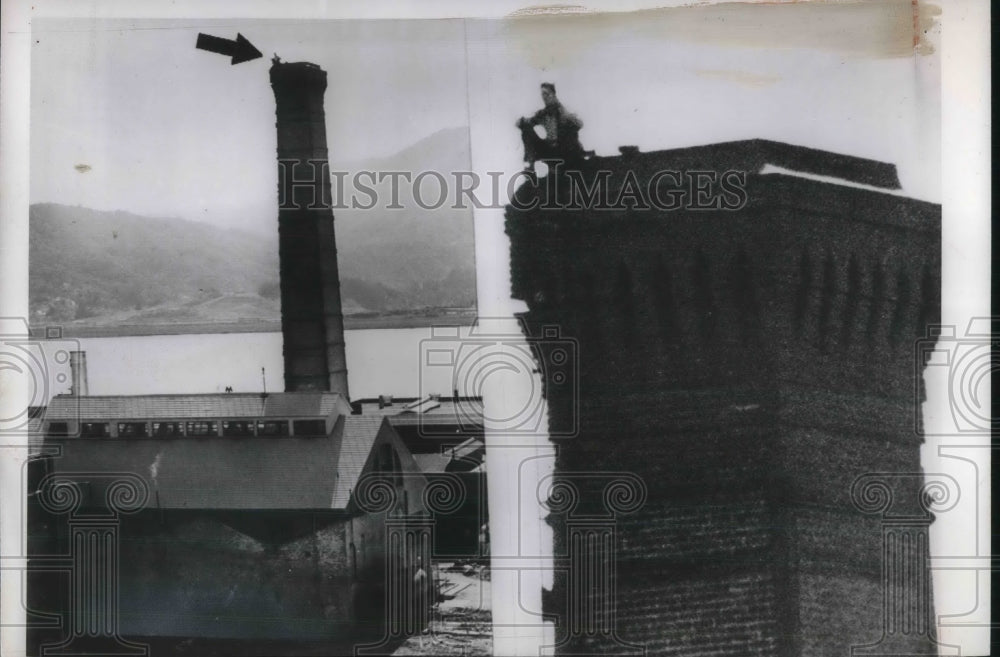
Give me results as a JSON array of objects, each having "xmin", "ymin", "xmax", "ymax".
[{"xmin": 62, "ymin": 328, "xmax": 460, "ymax": 400}]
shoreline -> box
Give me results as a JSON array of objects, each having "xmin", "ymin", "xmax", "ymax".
[{"xmin": 31, "ymin": 311, "xmax": 478, "ymax": 338}]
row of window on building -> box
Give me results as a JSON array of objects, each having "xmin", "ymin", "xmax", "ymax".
[{"xmin": 47, "ymin": 418, "xmax": 329, "ymax": 439}]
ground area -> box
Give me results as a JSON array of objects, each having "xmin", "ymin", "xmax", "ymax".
[
  {"xmin": 86, "ymin": 561, "xmax": 492, "ymax": 656},
  {"xmin": 391, "ymin": 561, "xmax": 492, "ymax": 656}
]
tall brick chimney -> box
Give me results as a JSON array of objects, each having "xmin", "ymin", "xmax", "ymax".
[
  {"xmin": 507, "ymin": 140, "xmax": 944, "ymax": 655},
  {"xmin": 69, "ymin": 350, "xmax": 88, "ymax": 396},
  {"xmin": 270, "ymin": 61, "xmax": 349, "ymax": 397}
]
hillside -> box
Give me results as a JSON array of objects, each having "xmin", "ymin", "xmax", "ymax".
[
  {"xmin": 29, "ymin": 204, "xmax": 275, "ymax": 323},
  {"xmin": 331, "ymin": 126, "xmax": 477, "ymax": 295},
  {"xmin": 29, "ymin": 128, "xmax": 477, "ymax": 329}
]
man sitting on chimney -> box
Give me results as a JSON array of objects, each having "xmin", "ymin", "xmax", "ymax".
[{"xmin": 516, "ymin": 82, "xmax": 585, "ymax": 169}]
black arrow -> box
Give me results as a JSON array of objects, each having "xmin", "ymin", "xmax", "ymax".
[{"xmin": 196, "ymin": 32, "xmax": 262, "ymax": 65}]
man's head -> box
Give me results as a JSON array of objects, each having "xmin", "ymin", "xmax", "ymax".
[{"xmin": 541, "ymin": 82, "xmax": 557, "ymax": 107}]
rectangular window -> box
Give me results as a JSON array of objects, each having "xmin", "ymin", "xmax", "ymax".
[
  {"xmin": 152, "ymin": 421, "xmax": 183, "ymax": 437},
  {"xmin": 292, "ymin": 419, "xmax": 327, "ymax": 436},
  {"xmin": 256, "ymin": 420, "xmax": 290, "ymax": 436},
  {"xmin": 117, "ymin": 422, "xmax": 150, "ymax": 438},
  {"xmin": 222, "ymin": 420, "xmax": 255, "ymax": 437},
  {"xmin": 47, "ymin": 421, "xmax": 69, "ymax": 436},
  {"xmin": 186, "ymin": 421, "xmax": 218, "ymax": 437},
  {"xmin": 80, "ymin": 422, "xmax": 110, "ymax": 438}
]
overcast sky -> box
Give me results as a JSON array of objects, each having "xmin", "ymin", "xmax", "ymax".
[
  {"xmin": 30, "ymin": 18, "xmax": 473, "ymax": 233},
  {"xmin": 468, "ymin": 4, "xmax": 940, "ymax": 201},
  {"xmin": 30, "ymin": 4, "xmax": 940, "ymax": 237}
]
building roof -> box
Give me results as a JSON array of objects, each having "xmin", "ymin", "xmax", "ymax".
[
  {"xmin": 588, "ymin": 139, "xmax": 903, "ymax": 190},
  {"xmin": 44, "ymin": 392, "xmax": 351, "ymax": 421},
  {"xmin": 411, "ymin": 452, "xmax": 455, "ymax": 474},
  {"xmin": 329, "ymin": 415, "xmax": 385, "ymax": 508},
  {"xmin": 44, "ymin": 413, "xmax": 396, "ymax": 511},
  {"xmin": 352, "ymin": 396, "xmax": 484, "ymax": 428}
]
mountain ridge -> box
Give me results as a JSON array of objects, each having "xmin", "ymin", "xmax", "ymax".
[{"xmin": 30, "ymin": 126, "xmax": 477, "ymax": 328}]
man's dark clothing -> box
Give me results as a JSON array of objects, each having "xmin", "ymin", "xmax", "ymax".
[{"xmin": 519, "ymin": 101, "xmax": 584, "ymax": 164}]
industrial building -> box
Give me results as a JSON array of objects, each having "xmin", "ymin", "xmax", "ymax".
[
  {"xmin": 27, "ymin": 58, "xmax": 487, "ymax": 655},
  {"xmin": 31, "ymin": 393, "xmax": 422, "ymax": 642}
]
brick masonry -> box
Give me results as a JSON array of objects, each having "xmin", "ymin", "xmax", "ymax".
[
  {"xmin": 506, "ymin": 141, "xmax": 941, "ymax": 655},
  {"xmin": 271, "ymin": 61, "xmax": 350, "ymax": 395}
]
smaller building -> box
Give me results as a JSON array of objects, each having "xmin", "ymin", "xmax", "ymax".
[
  {"xmin": 353, "ymin": 395, "xmax": 487, "ymax": 558},
  {"xmin": 29, "ymin": 392, "xmax": 429, "ymax": 649}
]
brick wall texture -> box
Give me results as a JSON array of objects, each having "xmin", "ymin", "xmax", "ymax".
[{"xmin": 506, "ymin": 142, "xmax": 941, "ymax": 655}]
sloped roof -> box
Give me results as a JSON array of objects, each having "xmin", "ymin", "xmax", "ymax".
[
  {"xmin": 390, "ymin": 398, "xmax": 484, "ymax": 428},
  {"xmin": 329, "ymin": 415, "xmax": 384, "ymax": 509},
  {"xmin": 44, "ymin": 392, "xmax": 350, "ymax": 421},
  {"xmin": 411, "ymin": 452, "xmax": 454, "ymax": 474},
  {"xmin": 353, "ymin": 397, "xmax": 482, "ymax": 418},
  {"xmin": 44, "ymin": 413, "xmax": 395, "ymax": 511}
]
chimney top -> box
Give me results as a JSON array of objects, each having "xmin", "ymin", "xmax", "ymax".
[{"xmin": 69, "ymin": 350, "xmax": 88, "ymax": 396}]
